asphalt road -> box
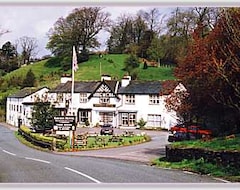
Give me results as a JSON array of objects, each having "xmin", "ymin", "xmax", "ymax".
[{"xmin": 0, "ymin": 123, "xmax": 226, "ymax": 184}]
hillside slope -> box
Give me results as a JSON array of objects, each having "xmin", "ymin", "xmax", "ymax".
[{"xmin": 1, "ymin": 53, "xmax": 175, "ymax": 100}]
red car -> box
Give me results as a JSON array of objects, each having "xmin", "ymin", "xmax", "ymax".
[{"xmin": 169, "ymin": 123, "xmax": 212, "ymax": 140}]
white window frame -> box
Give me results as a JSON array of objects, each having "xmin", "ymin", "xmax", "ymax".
[
  {"xmin": 120, "ymin": 112, "xmax": 137, "ymax": 126},
  {"xmin": 79, "ymin": 111, "xmax": 89, "ymax": 123},
  {"xmin": 125, "ymin": 94, "xmax": 135, "ymax": 104},
  {"xmin": 80, "ymin": 93, "xmax": 88, "ymax": 103},
  {"xmin": 57, "ymin": 93, "xmax": 64, "ymax": 103},
  {"xmin": 149, "ymin": 94, "xmax": 160, "ymax": 105},
  {"xmin": 147, "ymin": 114, "xmax": 161, "ymax": 127}
]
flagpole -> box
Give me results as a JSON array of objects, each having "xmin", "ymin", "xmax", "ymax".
[{"xmin": 71, "ymin": 46, "xmax": 78, "ymax": 150}]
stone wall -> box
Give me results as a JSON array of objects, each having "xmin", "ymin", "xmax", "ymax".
[{"xmin": 165, "ymin": 145, "xmax": 240, "ymax": 169}]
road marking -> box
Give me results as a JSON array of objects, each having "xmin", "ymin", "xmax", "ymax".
[
  {"xmin": 213, "ymin": 177, "xmax": 231, "ymax": 183},
  {"xmin": 64, "ymin": 167, "xmax": 101, "ymax": 183},
  {"xmin": 2, "ymin": 149, "xmax": 16, "ymax": 156},
  {"xmin": 25, "ymin": 157, "xmax": 51, "ymax": 164}
]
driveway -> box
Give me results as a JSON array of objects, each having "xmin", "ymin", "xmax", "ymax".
[{"xmin": 58, "ymin": 127, "xmax": 170, "ymax": 164}]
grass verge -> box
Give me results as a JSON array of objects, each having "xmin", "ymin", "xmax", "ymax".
[
  {"xmin": 151, "ymin": 134, "xmax": 240, "ymax": 182},
  {"xmin": 151, "ymin": 157, "xmax": 240, "ymax": 182}
]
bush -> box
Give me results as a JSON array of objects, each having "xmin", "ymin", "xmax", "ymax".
[
  {"xmin": 137, "ymin": 118, "xmax": 147, "ymax": 128},
  {"xmin": 44, "ymin": 56, "xmax": 62, "ymax": 67}
]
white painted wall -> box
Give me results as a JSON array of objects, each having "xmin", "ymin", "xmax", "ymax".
[{"xmin": 6, "ymin": 87, "xmax": 49, "ymax": 127}]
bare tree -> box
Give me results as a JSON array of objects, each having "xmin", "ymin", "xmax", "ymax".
[
  {"xmin": 19, "ymin": 36, "xmax": 38, "ymax": 65},
  {"xmin": 138, "ymin": 8, "xmax": 165, "ymax": 35}
]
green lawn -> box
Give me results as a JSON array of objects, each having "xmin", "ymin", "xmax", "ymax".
[
  {"xmin": 152, "ymin": 134, "xmax": 240, "ymax": 182},
  {"xmin": 170, "ymin": 134, "xmax": 240, "ymax": 151}
]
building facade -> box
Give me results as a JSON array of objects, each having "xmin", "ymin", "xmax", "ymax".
[
  {"xmin": 6, "ymin": 87, "xmax": 49, "ymax": 127},
  {"xmin": 6, "ymin": 75, "xmax": 186, "ymax": 130}
]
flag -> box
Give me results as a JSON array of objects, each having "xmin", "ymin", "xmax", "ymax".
[{"xmin": 72, "ymin": 46, "xmax": 78, "ymax": 72}]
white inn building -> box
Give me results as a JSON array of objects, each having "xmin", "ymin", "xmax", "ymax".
[{"xmin": 6, "ymin": 75, "xmax": 186, "ymax": 130}]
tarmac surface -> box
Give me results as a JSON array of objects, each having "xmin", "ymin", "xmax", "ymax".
[{"xmin": 1, "ymin": 122, "xmax": 170, "ymax": 164}]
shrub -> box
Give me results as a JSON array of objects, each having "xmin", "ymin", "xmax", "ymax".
[{"xmin": 137, "ymin": 118, "xmax": 147, "ymax": 128}]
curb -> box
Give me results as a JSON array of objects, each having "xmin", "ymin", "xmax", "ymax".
[{"xmin": 0, "ymin": 122, "xmax": 18, "ymax": 131}]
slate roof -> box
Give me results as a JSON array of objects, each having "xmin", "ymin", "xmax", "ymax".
[
  {"xmin": 8, "ymin": 87, "xmax": 48, "ymax": 98},
  {"xmin": 118, "ymin": 81, "xmax": 163, "ymax": 94},
  {"xmin": 49, "ymin": 80, "xmax": 179, "ymax": 95},
  {"xmin": 49, "ymin": 81, "xmax": 100, "ymax": 93}
]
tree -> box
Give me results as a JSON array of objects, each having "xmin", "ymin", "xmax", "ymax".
[
  {"xmin": 162, "ymin": 7, "xmax": 220, "ymax": 64},
  {"xmin": 209, "ymin": 8, "xmax": 240, "ymax": 113},
  {"xmin": 22, "ymin": 69, "xmax": 36, "ymax": 88},
  {"xmin": 0, "ymin": 41, "xmax": 19, "ymax": 73},
  {"xmin": 31, "ymin": 101, "xmax": 58, "ymax": 133},
  {"xmin": 143, "ymin": 61, "xmax": 148, "ymax": 69},
  {"xmin": 174, "ymin": 8, "xmax": 240, "ymax": 135},
  {"xmin": 107, "ymin": 13, "xmax": 148, "ymax": 54},
  {"xmin": 146, "ymin": 36, "xmax": 164, "ymax": 63},
  {"xmin": 124, "ymin": 54, "xmax": 140, "ymax": 78},
  {"xmin": 19, "ymin": 36, "xmax": 38, "ymax": 65},
  {"xmin": 138, "ymin": 8, "xmax": 165, "ymax": 35},
  {"xmin": 47, "ymin": 7, "xmax": 111, "ymax": 63},
  {"xmin": 138, "ymin": 30, "xmax": 155, "ymax": 59}
]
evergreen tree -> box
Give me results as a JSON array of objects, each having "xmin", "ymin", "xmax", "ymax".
[
  {"xmin": 31, "ymin": 101, "xmax": 58, "ymax": 133},
  {"xmin": 143, "ymin": 61, "xmax": 148, "ymax": 69},
  {"xmin": 22, "ymin": 69, "xmax": 36, "ymax": 88},
  {"xmin": 124, "ymin": 54, "xmax": 140, "ymax": 74}
]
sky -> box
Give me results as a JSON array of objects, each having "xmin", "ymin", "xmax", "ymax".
[
  {"xmin": 0, "ymin": 4, "xmax": 173, "ymax": 58},
  {"xmin": 1, "ymin": 1, "xmax": 237, "ymax": 58}
]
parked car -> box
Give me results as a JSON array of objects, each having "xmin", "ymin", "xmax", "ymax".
[
  {"xmin": 168, "ymin": 123, "xmax": 212, "ymax": 142},
  {"xmin": 100, "ymin": 124, "xmax": 114, "ymax": 135},
  {"xmin": 168, "ymin": 131, "xmax": 189, "ymax": 142}
]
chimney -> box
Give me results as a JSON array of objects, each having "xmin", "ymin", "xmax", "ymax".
[
  {"xmin": 101, "ymin": 74, "xmax": 111, "ymax": 81},
  {"xmin": 60, "ymin": 74, "xmax": 72, "ymax": 83},
  {"xmin": 121, "ymin": 75, "xmax": 131, "ymax": 87}
]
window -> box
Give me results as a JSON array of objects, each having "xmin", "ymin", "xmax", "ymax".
[
  {"xmin": 99, "ymin": 112, "xmax": 113, "ymax": 124},
  {"xmin": 80, "ymin": 93, "xmax": 88, "ymax": 103},
  {"xmin": 149, "ymin": 95, "xmax": 160, "ymax": 105},
  {"xmin": 122, "ymin": 113, "xmax": 129, "ymax": 125},
  {"xmin": 147, "ymin": 114, "xmax": 161, "ymax": 127},
  {"xmin": 57, "ymin": 93, "xmax": 64, "ymax": 103},
  {"xmin": 129, "ymin": 113, "xmax": 136, "ymax": 126},
  {"xmin": 99, "ymin": 93, "xmax": 110, "ymax": 104},
  {"xmin": 79, "ymin": 111, "xmax": 89, "ymax": 123},
  {"xmin": 125, "ymin": 94, "xmax": 135, "ymax": 104},
  {"xmin": 120, "ymin": 112, "xmax": 137, "ymax": 127}
]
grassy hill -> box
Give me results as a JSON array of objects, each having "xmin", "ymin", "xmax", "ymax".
[
  {"xmin": 3, "ymin": 53, "xmax": 175, "ymax": 89},
  {"xmin": 1, "ymin": 53, "xmax": 175, "ymax": 100}
]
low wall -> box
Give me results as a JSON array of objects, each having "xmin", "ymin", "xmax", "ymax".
[{"xmin": 165, "ymin": 145, "xmax": 240, "ymax": 169}]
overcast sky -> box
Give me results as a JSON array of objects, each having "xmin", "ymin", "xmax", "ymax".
[{"xmin": 0, "ymin": 4, "xmax": 173, "ymax": 58}]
